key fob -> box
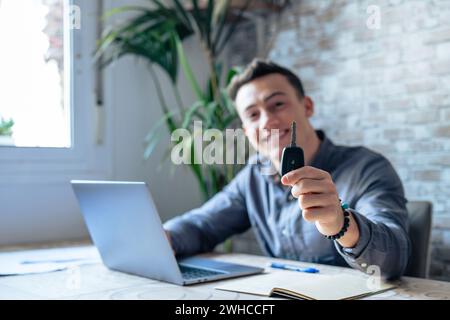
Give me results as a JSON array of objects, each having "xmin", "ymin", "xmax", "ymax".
[{"xmin": 280, "ymin": 146, "xmax": 304, "ymax": 176}]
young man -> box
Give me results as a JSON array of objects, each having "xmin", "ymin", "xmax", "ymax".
[{"xmin": 164, "ymin": 59, "xmax": 410, "ymax": 279}]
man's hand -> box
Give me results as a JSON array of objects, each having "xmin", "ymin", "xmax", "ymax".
[{"xmin": 281, "ymin": 166, "xmax": 359, "ymax": 248}]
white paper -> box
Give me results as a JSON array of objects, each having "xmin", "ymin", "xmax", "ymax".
[
  {"xmin": 0, "ymin": 246, "xmax": 101, "ymax": 276},
  {"xmin": 215, "ymin": 270, "xmax": 396, "ymax": 300}
]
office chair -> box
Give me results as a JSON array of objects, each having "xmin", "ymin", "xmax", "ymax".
[{"xmin": 404, "ymin": 201, "xmax": 432, "ymax": 278}]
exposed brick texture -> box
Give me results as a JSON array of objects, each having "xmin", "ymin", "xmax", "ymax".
[{"xmin": 226, "ymin": 0, "xmax": 450, "ymax": 281}]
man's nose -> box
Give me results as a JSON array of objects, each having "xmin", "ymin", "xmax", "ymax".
[{"xmin": 260, "ymin": 111, "xmax": 280, "ymax": 131}]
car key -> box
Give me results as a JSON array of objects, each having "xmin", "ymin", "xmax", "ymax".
[{"xmin": 280, "ymin": 121, "xmax": 304, "ymax": 176}]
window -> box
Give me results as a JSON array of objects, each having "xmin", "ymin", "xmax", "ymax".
[
  {"xmin": 0, "ymin": 0, "xmax": 109, "ymax": 175},
  {"xmin": 0, "ymin": 0, "xmax": 70, "ymax": 148},
  {"xmin": 0, "ymin": 0, "xmax": 112, "ymax": 246}
]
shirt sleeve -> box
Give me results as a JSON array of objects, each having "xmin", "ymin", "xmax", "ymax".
[
  {"xmin": 334, "ymin": 154, "xmax": 411, "ymax": 280},
  {"xmin": 163, "ymin": 166, "xmax": 251, "ymax": 258}
]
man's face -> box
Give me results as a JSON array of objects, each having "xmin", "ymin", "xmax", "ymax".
[{"xmin": 235, "ymin": 73, "xmax": 314, "ymax": 166}]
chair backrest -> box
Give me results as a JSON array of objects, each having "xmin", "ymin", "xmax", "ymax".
[{"xmin": 404, "ymin": 201, "xmax": 432, "ymax": 278}]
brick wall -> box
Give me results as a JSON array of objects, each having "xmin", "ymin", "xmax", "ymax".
[{"xmin": 226, "ymin": 0, "xmax": 450, "ymax": 281}]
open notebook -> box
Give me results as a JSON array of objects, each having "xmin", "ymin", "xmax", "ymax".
[{"xmin": 215, "ymin": 270, "xmax": 396, "ymax": 300}]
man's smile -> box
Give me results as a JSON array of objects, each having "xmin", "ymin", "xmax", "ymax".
[{"xmin": 260, "ymin": 127, "xmax": 290, "ymax": 143}]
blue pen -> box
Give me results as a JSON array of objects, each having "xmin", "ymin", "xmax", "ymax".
[{"xmin": 270, "ymin": 262, "xmax": 319, "ymax": 273}]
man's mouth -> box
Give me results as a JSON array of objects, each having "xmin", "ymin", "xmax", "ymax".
[{"xmin": 279, "ymin": 128, "xmax": 290, "ymax": 141}]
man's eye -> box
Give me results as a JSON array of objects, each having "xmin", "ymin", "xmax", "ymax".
[
  {"xmin": 274, "ymin": 102, "xmax": 284, "ymax": 108},
  {"xmin": 248, "ymin": 112, "xmax": 258, "ymax": 119}
]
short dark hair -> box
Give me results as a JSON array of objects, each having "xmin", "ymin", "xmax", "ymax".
[{"xmin": 227, "ymin": 58, "xmax": 305, "ymax": 101}]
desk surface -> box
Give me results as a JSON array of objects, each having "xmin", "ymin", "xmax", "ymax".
[{"xmin": 1, "ymin": 249, "xmax": 449, "ymax": 300}]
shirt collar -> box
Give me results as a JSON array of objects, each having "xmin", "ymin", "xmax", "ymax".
[{"xmin": 309, "ymin": 130, "xmax": 338, "ymax": 173}]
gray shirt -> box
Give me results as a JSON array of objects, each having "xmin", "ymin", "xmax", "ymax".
[{"xmin": 164, "ymin": 131, "xmax": 410, "ymax": 279}]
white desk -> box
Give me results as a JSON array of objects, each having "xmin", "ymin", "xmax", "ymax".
[{"xmin": 0, "ymin": 247, "xmax": 449, "ymax": 300}]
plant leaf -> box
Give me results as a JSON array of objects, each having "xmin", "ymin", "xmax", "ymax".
[
  {"xmin": 215, "ymin": 0, "xmax": 252, "ymax": 56},
  {"xmin": 170, "ymin": 0, "xmax": 193, "ymax": 29},
  {"xmin": 175, "ymin": 34, "xmax": 204, "ymax": 100},
  {"xmin": 211, "ymin": 0, "xmax": 230, "ymax": 55}
]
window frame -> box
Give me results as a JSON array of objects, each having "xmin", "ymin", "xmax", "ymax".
[{"xmin": 0, "ymin": 0, "xmax": 112, "ymax": 181}]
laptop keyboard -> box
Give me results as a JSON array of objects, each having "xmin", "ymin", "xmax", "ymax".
[{"xmin": 179, "ymin": 265, "xmax": 225, "ymax": 280}]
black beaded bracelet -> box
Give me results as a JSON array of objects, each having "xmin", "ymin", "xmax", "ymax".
[{"xmin": 325, "ymin": 208, "xmax": 350, "ymax": 240}]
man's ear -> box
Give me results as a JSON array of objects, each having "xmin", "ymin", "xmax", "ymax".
[{"xmin": 303, "ymin": 96, "xmax": 315, "ymax": 118}]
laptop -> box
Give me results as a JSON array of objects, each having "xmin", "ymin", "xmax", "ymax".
[{"xmin": 70, "ymin": 180, "xmax": 264, "ymax": 285}]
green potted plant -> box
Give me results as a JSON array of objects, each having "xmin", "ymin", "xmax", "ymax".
[
  {"xmin": 95, "ymin": 0, "xmax": 287, "ymax": 251},
  {"xmin": 0, "ymin": 117, "xmax": 15, "ymax": 146},
  {"xmin": 97, "ymin": 1, "xmax": 247, "ymax": 196}
]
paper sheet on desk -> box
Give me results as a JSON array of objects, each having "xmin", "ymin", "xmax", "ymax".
[
  {"xmin": 215, "ymin": 270, "xmax": 396, "ymax": 300},
  {"xmin": 0, "ymin": 246, "xmax": 101, "ymax": 276}
]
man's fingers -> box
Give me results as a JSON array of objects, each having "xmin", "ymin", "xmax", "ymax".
[
  {"xmin": 281, "ymin": 166, "xmax": 330, "ymax": 186},
  {"xmin": 297, "ymin": 193, "xmax": 336, "ymax": 209},
  {"xmin": 291, "ymin": 179, "xmax": 336, "ymax": 197},
  {"xmin": 302, "ymin": 206, "xmax": 336, "ymax": 223}
]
